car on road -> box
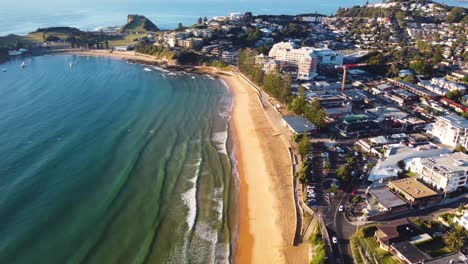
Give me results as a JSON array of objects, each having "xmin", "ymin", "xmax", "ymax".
[
  {"xmin": 332, "ymin": 237, "xmax": 338, "ymax": 243},
  {"xmin": 338, "ymin": 205, "xmax": 344, "ymax": 212}
]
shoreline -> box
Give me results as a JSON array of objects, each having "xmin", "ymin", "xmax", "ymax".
[{"xmin": 43, "ymin": 49, "xmax": 300, "ymax": 263}]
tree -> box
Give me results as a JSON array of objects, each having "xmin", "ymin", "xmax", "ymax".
[
  {"xmin": 105, "ymin": 40, "xmax": 109, "ymax": 49},
  {"xmin": 387, "ymin": 64, "xmax": 399, "ymax": 77},
  {"xmin": 197, "ymin": 17, "xmax": 203, "ymax": 25},
  {"xmin": 454, "ymin": 145, "xmax": 467, "ymax": 153},
  {"xmin": 289, "ymin": 86, "xmax": 307, "ymax": 115},
  {"xmin": 434, "ymin": 45, "xmax": 443, "ymax": 64},
  {"xmin": 203, "ymin": 16, "xmax": 208, "ymax": 23},
  {"xmin": 298, "ymin": 133, "xmax": 311, "ymax": 160},
  {"xmin": 443, "ymin": 226, "xmax": 466, "ymax": 251},
  {"xmin": 446, "ymin": 90, "xmax": 462, "ymax": 103},
  {"xmin": 403, "ymin": 74, "xmax": 415, "ymax": 83},
  {"xmin": 352, "ymin": 196, "xmax": 361, "ymax": 205},
  {"xmin": 337, "ymin": 165, "xmax": 350, "ymax": 182},
  {"xmin": 446, "ymin": 7, "xmax": 465, "ymax": 23},
  {"xmin": 176, "ymin": 23, "xmax": 184, "ymax": 32}
]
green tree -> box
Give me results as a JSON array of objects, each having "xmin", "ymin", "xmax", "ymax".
[
  {"xmin": 443, "ymin": 226, "xmax": 466, "ymax": 251},
  {"xmin": 337, "ymin": 165, "xmax": 350, "ymax": 181},
  {"xmin": 197, "ymin": 17, "xmax": 203, "ymax": 24},
  {"xmin": 434, "ymin": 45, "xmax": 443, "ymax": 64},
  {"xmin": 446, "ymin": 90, "xmax": 462, "ymax": 103},
  {"xmin": 454, "ymin": 145, "xmax": 467, "ymax": 154},
  {"xmin": 176, "ymin": 23, "xmax": 185, "ymax": 32},
  {"xmin": 203, "ymin": 16, "xmax": 208, "ymax": 23},
  {"xmin": 403, "ymin": 74, "xmax": 415, "ymax": 83},
  {"xmin": 298, "ymin": 133, "xmax": 311, "ymax": 160},
  {"xmin": 289, "ymin": 86, "xmax": 307, "ymax": 115},
  {"xmin": 446, "ymin": 7, "xmax": 465, "ymax": 23},
  {"xmin": 387, "ymin": 64, "xmax": 399, "ymax": 77},
  {"xmin": 352, "ymin": 195, "xmax": 361, "ymax": 205}
]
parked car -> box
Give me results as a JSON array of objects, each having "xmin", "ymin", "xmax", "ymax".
[
  {"xmin": 338, "ymin": 205, "xmax": 344, "ymax": 212},
  {"xmin": 332, "ymin": 237, "xmax": 338, "ymax": 243}
]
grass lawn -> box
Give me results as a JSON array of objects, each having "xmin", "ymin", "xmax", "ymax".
[
  {"xmin": 416, "ymin": 237, "xmax": 452, "ymax": 257},
  {"xmin": 360, "ymin": 237, "xmax": 400, "ymax": 264},
  {"xmin": 0, "ymin": 34, "xmax": 34, "ymax": 47},
  {"xmin": 107, "ymin": 33, "xmax": 146, "ymax": 47}
]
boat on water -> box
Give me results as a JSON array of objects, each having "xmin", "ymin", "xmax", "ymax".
[
  {"xmin": 2, "ymin": 68, "xmax": 7, "ymax": 72},
  {"xmin": 20, "ymin": 61, "xmax": 26, "ymax": 68},
  {"xmin": 143, "ymin": 67, "xmax": 152, "ymax": 72}
]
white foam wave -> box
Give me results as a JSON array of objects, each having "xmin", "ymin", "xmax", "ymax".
[
  {"xmin": 181, "ymin": 158, "xmax": 202, "ymax": 230},
  {"xmin": 211, "ymin": 131, "xmax": 228, "ymax": 155}
]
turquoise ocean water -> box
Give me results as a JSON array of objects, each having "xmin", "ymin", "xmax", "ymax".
[
  {"xmin": 0, "ymin": 55, "xmax": 236, "ymax": 263},
  {"xmin": 0, "ymin": 0, "xmax": 466, "ymax": 35}
]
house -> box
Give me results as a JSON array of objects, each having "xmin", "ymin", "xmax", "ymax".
[
  {"xmin": 390, "ymin": 241, "xmax": 431, "ymax": 264},
  {"xmin": 282, "ymin": 115, "xmax": 317, "ymax": 135},
  {"xmin": 374, "ymin": 218, "xmax": 427, "ymax": 251}
]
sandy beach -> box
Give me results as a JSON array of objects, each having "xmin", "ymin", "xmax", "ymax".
[
  {"xmin": 224, "ymin": 74, "xmax": 299, "ymax": 264},
  {"xmin": 51, "ymin": 49, "xmax": 301, "ymax": 263}
]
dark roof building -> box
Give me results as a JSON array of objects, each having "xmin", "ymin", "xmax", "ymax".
[
  {"xmin": 374, "ymin": 218, "xmax": 425, "ymax": 251},
  {"xmin": 391, "ymin": 241, "xmax": 431, "ymax": 264},
  {"xmin": 424, "ymin": 252, "xmax": 468, "ymax": 264}
]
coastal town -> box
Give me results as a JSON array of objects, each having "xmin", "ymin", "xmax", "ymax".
[{"xmin": 1, "ymin": 0, "xmax": 468, "ymax": 264}]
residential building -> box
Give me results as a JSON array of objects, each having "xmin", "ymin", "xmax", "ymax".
[
  {"xmin": 268, "ymin": 42, "xmax": 318, "ymax": 80},
  {"xmin": 177, "ymin": 38, "xmax": 203, "ymax": 49},
  {"xmin": 407, "ymin": 152, "xmax": 468, "ymax": 193},
  {"xmin": 221, "ymin": 51, "xmax": 238, "ymax": 64},
  {"xmin": 424, "ymin": 252, "xmax": 468, "ymax": 264},
  {"xmin": 391, "ymin": 241, "xmax": 431, "ymax": 264},
  {"xmin": 454, "ymin": 209, "xmax": 468, "ymax": 231},
  {"xmin": 366, "ymin": 187, "xmax": 408, "ymax": 216},
  {"xmin": 427, "ymin": 115, "xmax": 468, "ymax": 149},
  {"xmin": 374, "ymin": 219, "xmax": 425, "ymax": 251}
]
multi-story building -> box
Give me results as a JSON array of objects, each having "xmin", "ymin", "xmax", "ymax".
[
  {"xmin": 454, "ymin": 209, "xmax": 468, "ymax": 231},
  {"xmin": 268, "ymin": 42, "xmax": 318, "ymax": 80},
  {"xmin": 407, "ymin": 152, "xmax": 468, "ymax": 193},
  {"xmin": 427, "ymin": 115, "xmax": 468, "ymax": 149},
  {"xmin": 312, "ymin": 49, "xmax": 343, "ymax": 66},
  {"xmin": 221, "ymin": 51, "xmax": 238, "ymax": 64}
]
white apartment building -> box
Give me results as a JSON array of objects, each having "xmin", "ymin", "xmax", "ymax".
[
  {"xmin": 407, "ymin": 152, "xmax": 468, "ymax": 193},
  {"xmin": 428, "ymin": 115, "xmax": 468, "ymax": 149},
  {"xmin": 221, "ymin": 51, "xmax": 238, "ymax": 64},
  {"xmin": 268, "ymin": 42, "xmax": 318, "ymax": 80}
]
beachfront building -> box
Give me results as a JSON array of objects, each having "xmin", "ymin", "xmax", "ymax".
[
  {"xmin": 268, "ymin": 41, "xmax": 318, "ymax": 80},
  {"xmin": 427, "ymin": 115, "xmax": 468, "ymax": 149},
  {"xmin": 282, "ymin": 115, "xmax": 317, "ymax": 135},
  {"xmin": 406, "ymin": 152, "xmax": 468, "ymax": 193}
]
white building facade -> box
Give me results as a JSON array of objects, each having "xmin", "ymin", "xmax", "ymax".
[
  {"xmin": 268, "ymin": 41, "xmax": 318, "ymax": 80},
  {"xmin": 427, "ymin": 115, "xmax": 468, "ymax": 149},
  {"xmin": 407, "ymin": 152, "xmax": 468, "ymax": 193}
]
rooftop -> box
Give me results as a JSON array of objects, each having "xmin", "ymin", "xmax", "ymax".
[
  {"xmin": 282, "ymin": 115, "xmax": 317, "ymax": 133},
  {"xmin": 421, "ymin": 152, "xmax": 468, "ymax": 174},
  {"xmin": 369, "ymin": 187, "xmax": 407, "ymax": 209},
  {"xmin": 391, "ymin": 241, "xmax": 430, "ymax": 263},
  {"xmin": 423, "ymin": 252, "xmax": 468, "ymax": 264},
  {"xmin": 368, "ymin": 147, "xmax": 451, "ymax": 182},
  {"xmin": 388, "ymin": 178, "xmax": 438, "ymax": 199},
  {"xmin": 437, "ymin": 115, "xmax": 468, "ymax": 129}
]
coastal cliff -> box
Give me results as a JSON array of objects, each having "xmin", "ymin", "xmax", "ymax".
[{"xmin": 120, "ymin": 15, "xmax": 159, "ymax": 33}]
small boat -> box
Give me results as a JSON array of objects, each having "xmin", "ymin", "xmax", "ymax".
[
  {"xmin": 20, "ymin": 61, "xmax": 26, "ymax": 68},
  {"xmin": 70, "ymin": 62, "xmax": 73, "ymax": 67},
  {"xmin": 144, "ymin": 67, "xmax": 152, "ymax": 72},
  {"xmin": 191, "ymin": 76, "xmax": 196, "ymax": 79},
  {"xmin": 1, "ymin": 68, "xmax": 7, "ymax": 72}
]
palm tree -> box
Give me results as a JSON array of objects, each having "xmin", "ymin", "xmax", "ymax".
[{"xmin": 443, "ymin": 227, "xmax": 466, "ymax": 251}]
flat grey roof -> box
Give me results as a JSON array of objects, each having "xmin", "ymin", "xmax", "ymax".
[
  {"xmin": 282, "ymin": 115, "xmax": 316, "ymax": 133},
  {"xmin": 391, "ymin": 241, "xmax": 430, "ymax": 263},
  {"xmin": 369, "ymin": 187, "xmax": 407, "ymax": 208},
  {"xmin": 424, "ymin": 252, "xmax": 468, "ymax": 263}
]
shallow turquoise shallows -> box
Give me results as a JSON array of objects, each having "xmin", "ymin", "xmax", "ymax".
[{"xmin": 0, "ymin": 55, "xmax": 236, "ymax": 264}]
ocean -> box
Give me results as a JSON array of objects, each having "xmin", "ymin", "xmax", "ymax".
[
  {"xmin": 0, "ymin": 0, "xmax": 466, "ymax": 36},
  {"xmin": 0, "ymin": 55, "xmax": 237, "ymax": 263}
]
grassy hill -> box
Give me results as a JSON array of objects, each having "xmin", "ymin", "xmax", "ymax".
[
  {"xmin": 120, "ymin": 15, "xmax": 159, "ymax": 33},
  {"xmin": 0, "ymin": 27, "xmax": 82, "ymax": 48}
]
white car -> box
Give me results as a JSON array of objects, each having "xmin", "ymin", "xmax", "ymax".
[
  {"xmin": 332, "ymin": 237, "xmax": 338, "ymax": 243},
  {"xmin": 338, "ymin": 205, "xmax": 344, "ymax": 212}
]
